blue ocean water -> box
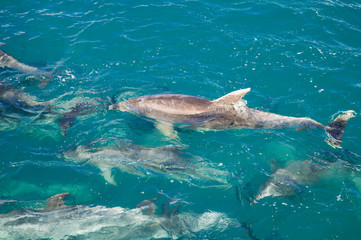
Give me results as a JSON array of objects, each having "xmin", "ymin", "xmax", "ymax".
[{"xmin": 1, "ymin": 0, "xmax": 361, "ymax": 239}]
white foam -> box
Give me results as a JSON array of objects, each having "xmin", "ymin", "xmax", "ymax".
[{"xmin": 0, "ymin": 205, "xmax": 237, "ymax": 239}]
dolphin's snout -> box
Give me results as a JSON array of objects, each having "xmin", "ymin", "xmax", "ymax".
[{"xmin": 109, "ymin": 104, "xmax": 118, "ymax": 110}]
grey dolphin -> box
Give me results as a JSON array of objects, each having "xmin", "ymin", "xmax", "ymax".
[
  {"xmin": 252, "ymin": 160, "xmax": 328, "ymax": 204},
  {"xmin": 63, "ymin": 141, "xmax": 229, "ymax": 187},
  {"xmin": 0, "ymin": 43, "xmax": 53, "ymax": 87},
  {"xmin": 0, "ymin": 82, "xmax": 52, "ymax": 124},
  {"xmin": 1, "ymin": 192, "xmax": 71, "ymax": 225},
  {"xmin": 109, "ymin": 88, "xmax": 355, "ymax": 148}
]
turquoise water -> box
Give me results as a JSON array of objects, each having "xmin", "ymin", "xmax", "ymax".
[{"xmin": 1, "ymin": 0, "xmax": 361, "ymax": 239}]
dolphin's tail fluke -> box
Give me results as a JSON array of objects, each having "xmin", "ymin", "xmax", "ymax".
[
  {"xmin": 35, "ymin": 69, "xmax": 63, "ymax": 88},
  {"xmin": 59, "ymin": 102, "xmax": 97, "ymax": 136},
  {"xmin": 325, "ymin": 110, "xmax": 356, "ymax": 148}
]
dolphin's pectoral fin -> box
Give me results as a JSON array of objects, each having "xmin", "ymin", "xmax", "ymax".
[
  {"xmin": 155, "ymin": 122, "xmax": 179, "ymax": 140},
  {"xmin": 213, "ymin": 88, "xmax": 251, "ymax": 105},
  {"xmin": 99, "ymin": 166, "xmax": 117, "ymax": 185},
  {"xmin": 296, "ymin": 126, "xmax": 312, "ymax": 131},
  {"xmin": 45, "ymin": 192, "xmax": 71, "ymax": 211}
]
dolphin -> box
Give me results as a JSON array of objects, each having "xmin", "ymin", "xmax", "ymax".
[
  {"xmin": 0, "ymin": 194, "xmax": 239, "ymax": 239},
  {"xmin": 109, "ymin": 88, "xmax": 355, "ymax": 148},
  {"xmin": 252, "ymin": 160, "xmax": 330, "ymax": 204},
  {"xmin": 0, "ymin": 42, "xmax": 53, "ymax": 87},
  {"xmin": 63, "ymin": 141, "xmax": 229, "ymax": 187},
  {"xmin": 1, "ymin": 192, "xmax": 71, "ymax": 225},
  {"xmin": 0, "ymin": 81, "xmax": 52, "ymax": 124},
  {"xmin": 0, "ymin": 82, "xmax": 98, "ymax": 134}
]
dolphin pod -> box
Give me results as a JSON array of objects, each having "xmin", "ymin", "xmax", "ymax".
[
  {"xmin": 1, "ymin": 40, "xmax": 358, "ymax": 239},
  {"xmin": 109, "ymin": 88, "xmax": 355, "ymax": 148},
  {"xmin": 0, "ymin": 193, "xmax": 240, "ymax": 239}
]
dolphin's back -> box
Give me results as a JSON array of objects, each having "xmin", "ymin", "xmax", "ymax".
[{"xmin": 127, "ymin": 94, "xmax": 212, "ymax": 115}]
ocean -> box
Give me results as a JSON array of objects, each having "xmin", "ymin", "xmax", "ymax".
[{"xmin": 1, "ymin": 0, "xmax": 361, "ymax": 239}]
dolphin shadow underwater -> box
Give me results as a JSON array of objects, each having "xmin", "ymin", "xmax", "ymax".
[
  {"xmin": 0, "ymin": 193, "xmax": 240, "ymax": 240},
  {"xmin": 0, "ymin": 81, "xmax": 99, "ymax": 135},
  {"xmin": 0, "ymin": 43, "xmax": 55, "ymax": 88},
  {"xmin": 109, "ymin": 88, "xmax": 355, "ymax": 148},
  {"xmin": 63, "ymin": 140, "xmax": 230, "ymax": 188}
]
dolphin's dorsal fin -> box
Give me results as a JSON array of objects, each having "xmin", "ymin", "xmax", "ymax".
[
  {"xmin": 45, "ymin": 192, "xmax": 70, "ymax": 211},
  {"xmin": 136, "ymin": 198, "xmax": 158, "ymax": 215},
  {"xmin": 157, "ymin": 145, "xmax": 182, "ymax": 153},
  {"xmin": 136, "ymin": 197, "xmax": 158, "ymax": 208},
  {"xmin": 213, "ymin": 88, "xmax": 251, "ymax": 105}
]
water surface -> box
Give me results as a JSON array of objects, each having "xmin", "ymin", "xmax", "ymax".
[{"xmin": 1, "ymin": 0, "xmax": 361, "ymax": 239}]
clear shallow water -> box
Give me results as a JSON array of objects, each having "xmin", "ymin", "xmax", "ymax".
[{"xmin": 1, "ymin": 0, "xmax": 361, "ymax": 239}]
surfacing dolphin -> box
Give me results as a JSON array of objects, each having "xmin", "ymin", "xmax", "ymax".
[
  {"xmin": 0, "ymin": 42, "xmax": 53, "ymax": 87},
  {"xmin": 1, "ymin": 193, "xmax": 71, "ymax": 225},
  {"xmin": 63, "ymin": 140, "xmax": 229, "ymax": 187},
  {"xmin": 109, "ymin": 88, "xmax": 355, "ymax": 148}
]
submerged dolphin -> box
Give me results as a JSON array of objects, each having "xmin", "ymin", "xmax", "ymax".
[
  {"xmin": 0, "ymin": 82, "xmax": 52, "ymax": 124},
  {"xmin": 109, "ymin": 88, "xmax": 355, "ymax": 148},
  {"xmin": 0, "ymin": 43, "xmax": 53, "ymax": 87},
  {"xmin": 63, "ymin": 141, "xmax": 229, "ymax": 187},
  {"xmin": 252, "ymin": 160, "xmax": 328, "ymax": 204},
  {"xmin": 0, "ymin": 193, "xmax": 238, "ymax": 239},
  {"xmin": 0, "ymin": 82, "xmax": 97, "ymax": 134}
]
